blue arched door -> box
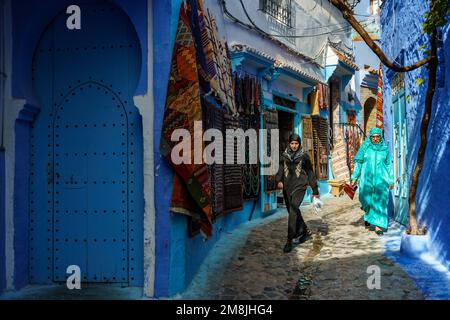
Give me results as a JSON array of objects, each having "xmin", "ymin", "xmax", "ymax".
[{"xmin": 30, "ymin": 1, "xmax": 143, "ymax": 285}]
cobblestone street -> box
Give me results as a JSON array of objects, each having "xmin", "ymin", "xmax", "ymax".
[{"xmin": 179, "ymin": 195, "xmax": 424, "ymax": 300}]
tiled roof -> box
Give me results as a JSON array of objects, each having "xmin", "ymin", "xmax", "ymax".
[
  {"xmin": 330, "ymin": 47, "xmax": 360, "ymax": 71},
  {"xmin": 361, "ymin": 72, "xmax": 379, "ymax": 89},
  {"xmin": 230, "ymin": 44, "xmax": 324, "ymax": 84}
]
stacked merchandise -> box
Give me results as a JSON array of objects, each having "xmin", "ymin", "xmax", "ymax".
[
  {"xmin": 223, "ymin": 114, "xmax": 244, "ymax": 213},
  {"xmin": 203, "ymin": 100, "xmax": 225, "ymax": 218}
]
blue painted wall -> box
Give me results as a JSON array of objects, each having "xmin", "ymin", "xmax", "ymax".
[
  {"xmin": 0, "ymin": 149, "xmax": 5, "ymax": 293},
  {"xmin": 153, "ymin": 0, "xmax": 180, "ymax": 298},
  {"xmin": 381, "ymin": 0, "xmax": 450, "ymax": 268},
  {"xmin": 169, "ymin": 200, "xmax": 265, "ymax": 295}
]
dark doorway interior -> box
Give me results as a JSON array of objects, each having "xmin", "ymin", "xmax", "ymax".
[
  {"xmin": 277, "ymin": 110, "xmax": 294, "ymax": 205},
  {"xmin": 278, "ymin": 110, "xmax": 295, "ymax": 156}
]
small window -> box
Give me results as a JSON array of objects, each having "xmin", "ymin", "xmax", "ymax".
[
  {"xmin": 259, "ymin": 0, "xmax": 292, "ymax": 27},
  {"xmin": 273, "ymin": 94, "xmax": 296, "ymax": 110}
]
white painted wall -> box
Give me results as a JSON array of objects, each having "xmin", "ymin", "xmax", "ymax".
[
  {"xmin": 271, "ymin": 76, "xmax": 307, "ymax": 101},
  {"xmin": 206, "ymin": 0, "xmax": 352, "ymax": 68},
  {"xmin": 2, "ymin": 0, "xmax": 27, "ymax": 291},
  {"xmin": 354, "ymin": 0, "xmax": 381, "ymax": 69},
  {"xmin": 133, "ymin": 0, "xmax": 155, "ymax": 298},
  {"xmin": 353, "ymin": 0, "xmax": 381, "ymax": 100}
]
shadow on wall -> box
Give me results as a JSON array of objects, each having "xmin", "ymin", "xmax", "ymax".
[
  {"xmin": 0, "ymin": 150, "xmax": 5, "ymax": 293},
  {"xmin": 405, "ymin": 26, "xmax": 450, "ymax": 269}
]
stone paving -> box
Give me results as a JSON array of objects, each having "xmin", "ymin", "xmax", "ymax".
[{"xmin": 180, "ymin": 195, "xmax": 423, "ymax": 300}]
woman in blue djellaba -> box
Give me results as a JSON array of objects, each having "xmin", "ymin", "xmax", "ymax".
[{"xmin": 351, "ymin": 127, "xmax": 395, "ymax": 235}]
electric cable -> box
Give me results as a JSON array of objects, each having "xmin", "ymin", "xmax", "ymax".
[{"xmin": 224, "ymin": 0, "xmax": 373, "ymax": 39}]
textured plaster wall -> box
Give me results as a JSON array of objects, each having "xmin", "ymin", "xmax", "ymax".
[{"xmin": 381, "ymin": 0, "xmax": 450, "ymax": 268}]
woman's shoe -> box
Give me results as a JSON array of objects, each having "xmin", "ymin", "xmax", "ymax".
[
  {"xmin": 375, "ymin": 229, "xmax": 384, "ymax": 236},
  {"xmin": 297, "ymin": 229, "xmax": 313, "ymax": 244},
  {"xmin": 368, "ymin": 225, "xmax": 375, "ymax": 231},
  {"xmin": 283, "ymin": 241, "xmax": 293, "ymax": 253},
  {"xmin": 364, "ymin": 221, "xmax": 370, "ymax": 229}
]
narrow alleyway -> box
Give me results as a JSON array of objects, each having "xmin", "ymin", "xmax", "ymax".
[{"xmin": 178, "ymin": 195, "xmax": 428, "ymax": 300}]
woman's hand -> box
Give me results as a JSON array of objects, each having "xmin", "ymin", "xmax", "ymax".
[
  {"xmin": 277, "ymin": 182, "xmax": 283, "ymax": 189},
  {"xmin": 389, "ymin": 184, "xmax": 395, "ymax": 190},
  {"xmin": 351, "ymin": 179, "xmax": 358, "ymax": 187}
]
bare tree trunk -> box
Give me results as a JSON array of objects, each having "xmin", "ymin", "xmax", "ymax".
[
  {"xmin": 406, "ymin": 29, "xmax": 438, "ymax": 235},
  {"xmin": 328, "ymin": 0, "xmax": 433, "ymax": 72}
]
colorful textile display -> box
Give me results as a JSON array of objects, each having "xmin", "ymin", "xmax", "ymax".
[
  {"xmin": 234, "ymin": 72, "xmax": 261, "ymax": 115},
  {"xmin": 310, "ymin": 84, "xmax": 329, "ymax": 115},
  {"xmin": 310, "ymin": 88, "xmax": 320, "ymax": 116},
  {"xmin": 376, "ymin": 65, "xmax": 384, "ymax": 129},
  {"xmin": 343, "ymin": 111, "xmax": 363, "ymax": 177},
  {"xmin": 203, "ymin": 99, "xmax": 225, "ymax": 218},
  {"xmin": 312, "ymin": 116, "xmax": 330, "ymax": 179},
  {"xmin": 160, "ymin": 0, "xmax": 234, "ymax": 237},
  {"xmin": 318, "ymin": 83, "xmax": 329, "ymax": 109},
  {"xmin": 200, "ymin": 9, "xmax": 236, "ymax": 114}
]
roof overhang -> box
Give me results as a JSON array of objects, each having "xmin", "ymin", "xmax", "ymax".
[
  {"xmin": 325, "ymin": 46, "xmax": 359, "ymax": 81},
  {"xmin": 229, "ymin": 44, "xmax": 325, "ymax": 87}
]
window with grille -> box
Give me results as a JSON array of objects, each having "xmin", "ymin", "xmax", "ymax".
[
  {"xmin": 273, "ymin": 94, "xmax": 296, "ymax": 110},
  {"xmin": 259, "ymin": 0, "xmax": 293, "ymax": 27}
]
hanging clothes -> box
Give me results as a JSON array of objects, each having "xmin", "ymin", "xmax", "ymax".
[
  {"xmin": 310, "ymin": 87, "xmax": 320, "ymax": 116},
  {"xmin": 376, "ymin": 67, "xmax": 384, "ymax": 129},
  {"xmin": 160, "ymin": 0, "xmax": 234, "ymax": 238},
  {"xmin": 319, "ymin": 84, "xmax": 330, "ymax": 109},
  {"xmin": 232, "ymin": 72, "xmax": 261, "ymax": 200}
]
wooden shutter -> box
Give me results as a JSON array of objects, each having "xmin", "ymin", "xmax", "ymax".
[
  {"xmin": 301, "ymin": 117, "xmax": 315, "ymax": 170},
  {"xmin": 312, "ymin": 116, "xmax": 329, "ymax": 180}
]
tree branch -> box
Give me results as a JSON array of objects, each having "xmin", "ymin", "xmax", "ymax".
[
  {"xmin": 329, "ymin": 0, "xmax": 432, "ymax": 72},
  {"xmin": 406, "ymin": 29, "xmax": 438, "ymax": 235}
]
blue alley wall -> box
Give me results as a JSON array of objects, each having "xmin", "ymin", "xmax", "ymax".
[
  {"xmin": 169, "ymin": 200, "xmax": 268, "ymax": 296},
  {"xmin": 0, "ymin": 150, "xmax": 5, "ymax": 293},
  {"xmin": 153, "ymin": 0, "xmax": 180, "ymax": 298},
  {"xmin": 381, "ymin": 0, "xmax": 450, "ymax": 268}
]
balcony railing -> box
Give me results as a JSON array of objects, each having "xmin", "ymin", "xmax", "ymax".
[{"xmin": 259, "ymin": 0, "xmax": 292, "ymax": 27}]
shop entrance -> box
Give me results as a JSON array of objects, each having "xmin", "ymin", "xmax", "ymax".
[
  {"xmin": 277, "ymin": 110, "xmax": 295, "ymax": 205},
  {"xmin": 278, "ymin": 110, "xmax": 295, "ymax": 155}
]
